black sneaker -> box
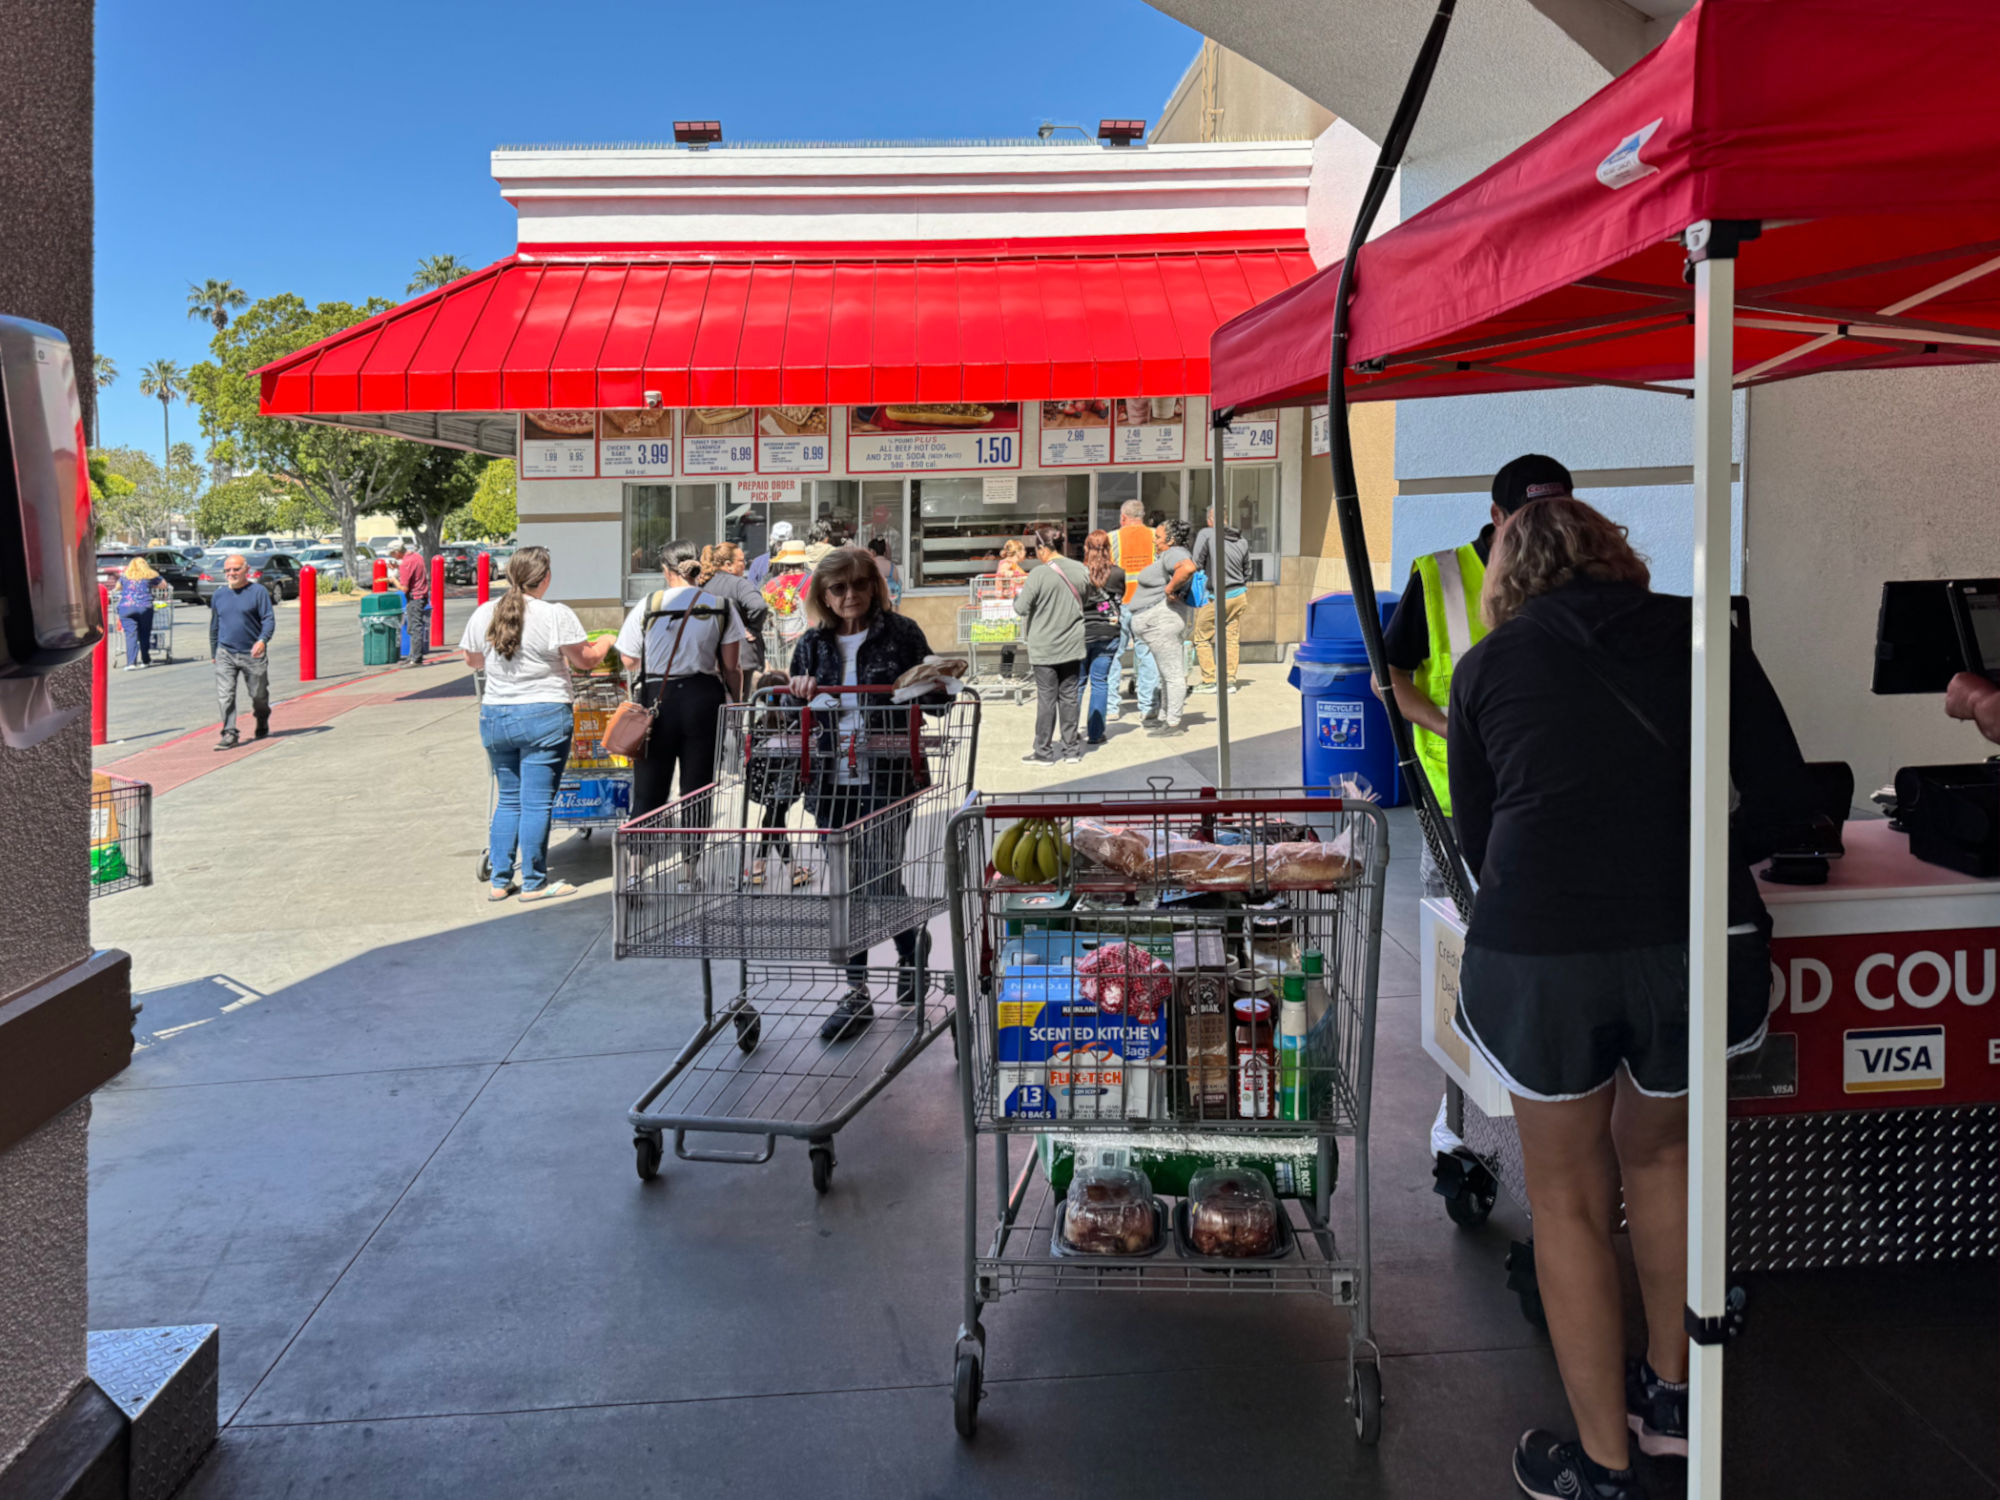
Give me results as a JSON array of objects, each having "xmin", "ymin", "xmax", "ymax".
[
  {"xmin": 215, "ymin": 730, "xmax": 240, "ymax": 751},
  {"xmin": 1626, "ymin": 1359, "xmax": 1688, "ymax": 1458},
  {"xmin": 1021, "ymin": 750, "xmax": 1057, "ymax": 764},
  {"xmin": 819, "ymin": 990, "xmax": 874, "ymax": 1042},
  {"xmin": 253, "ymin": 713, "xmax": 270, "ymax": 740},
  {"xmin": 1512, "ymin": 1430, "xmax": 1637, "ymax": 1500}
]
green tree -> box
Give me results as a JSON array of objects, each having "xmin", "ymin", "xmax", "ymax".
[
  {"xmin": 87, "ymin": 452, "xmax": 138, "ymax": 540},
  {"xmin": 187, "ymin": 279, "xmax": 249, "ymax": 334},
  {"xmin": 194, "ymin": 472, "xmax": 286, "ymax": 541},
  {"xmin": 90, "ymin": 444, "xmax": 194, "ymax": 544},
  {"xmin": 394, "ymin": 447, "xmax": 486, "ymax": 557},
  {"xmin": 92, "ymin": 353, "xmax": 116, "ymax": 448},
  {"xmin": 137, "ymin": 358, "xmax": 189, "ymax": 467},
  {"xmin": 408, "ymin": 254, "xmax": 473, "ymax": 293},
  {"xmin": 188, "ymin": 293, "xmax": 420, "ymax": 578},
  {"xmin": 447, "ymin": 458, "xmax": 516, "ymax": 541}
]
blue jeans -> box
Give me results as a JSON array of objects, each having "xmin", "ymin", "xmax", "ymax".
[
  {"xmin": 1083, "ymin": 636, "xmax": 1119, "ymax": 742},
  {"xmin": 1124, "ymin": 604, "xmax": 1160, "ymax": 716},
  {"xmin": 481, "ymin": 703, "xmax": 573, "ymax": 891}
]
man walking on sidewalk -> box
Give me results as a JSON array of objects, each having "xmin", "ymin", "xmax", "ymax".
[
  {"xmin": 208, "ymin": 553, "xmax": 275, "ymax": 750},
  {"xmin": 393, "ymin": 543, "xmax": 430, "ymax": 666},
  {"xmin": 1189, "ymin": 505, "xmax": 1251, "ymax": 694}
]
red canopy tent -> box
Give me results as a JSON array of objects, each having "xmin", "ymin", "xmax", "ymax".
[{"xmin": 1208, "ymin": 2, "xmax": 2000, "ymax": 1490}]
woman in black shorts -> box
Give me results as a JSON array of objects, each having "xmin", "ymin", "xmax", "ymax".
[{"xmin": 1446, "ymin": 497, "xmax": 1814, "ymax": 1500}]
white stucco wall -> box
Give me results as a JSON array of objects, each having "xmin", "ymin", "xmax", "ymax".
[{"xmin": 1745, "ymin": 366, "xmax": 2000, "ymax": 790}]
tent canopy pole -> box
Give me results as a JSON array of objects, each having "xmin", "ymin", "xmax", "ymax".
[
  {"xmin": 1686, "ymin": 220, "xmax": 1742, "ymax": 1500},
  {"xmin": 1209, "ymin": 425, "xmax": 1230, "ymax": 786}
]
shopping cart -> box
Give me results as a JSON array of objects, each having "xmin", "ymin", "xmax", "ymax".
[
  {"xmin": 958, "ymin": 574, "xmax": 1028, "ymax": 703},
  {"xmin": 944, "ymin": 787, "xmax": 1390, "ymax": 1442},
  {"xmin": 112, "ymin": 581, "xmax": 176, "ymax": 665},
  {"xmin": 614, "ymin": 684, "xmax": 981, "ymax": 1192},
  {"xmin": 471, "ymin": 667, "xmax": 635, "ymax": 884},
  {"xmin": 89, "ymin": 771, "xmax": 153, "ymax": 897}
]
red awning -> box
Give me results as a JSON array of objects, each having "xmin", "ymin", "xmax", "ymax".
[
  {"xmin": 259, "ymin": 233, "xmax": 1317, "ymax": 419},
  {"xmin": 1209, "ymin": 0, "xmax": 2000, "ymax": 410}
]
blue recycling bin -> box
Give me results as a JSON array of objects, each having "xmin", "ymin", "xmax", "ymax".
[{"xmin": 1288, "ymin": 590, "xmax": 1406, "ymax": 806}]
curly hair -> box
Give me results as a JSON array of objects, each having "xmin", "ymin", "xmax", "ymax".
[
  {"xmin": 1480, "ymin": 496, "xmax": 1651, "ymax": 629},
  {"xmin": 697, "ymin": 542, "xmax": 743, "ymax": 584},
  {"xmin": 1083, "ymin": 529, "xmax": 1113, "ymax": 589}
]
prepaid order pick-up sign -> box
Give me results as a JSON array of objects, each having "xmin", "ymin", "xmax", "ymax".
[{"xmin": 1731, "ymin": 926, "xmax": 1999, "ymax": 1114}]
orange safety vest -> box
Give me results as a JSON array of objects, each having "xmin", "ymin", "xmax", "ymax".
[{"xmin": 1112, "ymin": 524, "xmax": 1156, "ymax": 605}]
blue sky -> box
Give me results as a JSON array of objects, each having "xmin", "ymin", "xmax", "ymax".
[{"xmin": 93, "ymin": 0, "xmax": 1201, "ymax": 458}]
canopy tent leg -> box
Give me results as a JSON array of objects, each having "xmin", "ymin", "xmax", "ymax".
[
  {"xmin": 1210, "ymin": 432, "xmax": 1231, "ymax": 787},
  {"xmin": 1686, "ymin": 229, "xmax": 1737, "ymax": 1500}
]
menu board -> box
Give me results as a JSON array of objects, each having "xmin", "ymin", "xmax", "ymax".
[
  {"xmin": 1310, "ymin": 405, "xmax": 1330, "ymax": 457},
  {"xmin": 1204, "ymin": 407, "xmax": 1281, "ymax": 462},
  {"xmin": 733, "ymin": 476, "xmax": 801, "ymax": 506},
  {"xmin": 1112, "ymin": 396, "xmax": 1186, "ymax": 465},
  {"xmin": 597, "ymin": 410, "xmax": 675, "ymax": 478},
  {"xmin": 519, "ymin": 412, "xmax": 597, "ymax": 480},
  {"xmin": 1038, "ymin": 400, "xmax": 1111, "ymax": 468},
  {"xmin": 681, "ymin": 408, "xmax": 757, "ymax": 476},
  {"xmin": 756, "ymin": 406, "xmax": 832, "ymax": 473},
  {"xmin": 848, "ymin": 403, "xmax": 1022, "ymax": 473}
]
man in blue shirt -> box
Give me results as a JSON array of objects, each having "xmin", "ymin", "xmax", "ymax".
[{"xmin": 208, "ymin": 554, "xmax": 276, "ymax": 749}]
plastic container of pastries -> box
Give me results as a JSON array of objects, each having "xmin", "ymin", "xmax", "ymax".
[
  {"xmin": 1053, "ymin": 1164, "xmax": 1167, "ymax": 1257},
  {"xmin": 1176, "ymin": 1165, "xmax": 1288, "ymax": 1259}
]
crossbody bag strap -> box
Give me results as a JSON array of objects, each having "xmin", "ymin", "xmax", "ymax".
[{"xmin": 637, "ymin": 590, "xmax": 699, "ymax": 701}]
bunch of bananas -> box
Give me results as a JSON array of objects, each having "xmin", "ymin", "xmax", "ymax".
[{"xmin": 993, "ymin": 818, "xmax": 1072, "ymax": 884}]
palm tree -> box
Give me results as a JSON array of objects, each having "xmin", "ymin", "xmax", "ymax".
[
  {"xmin": 92, "ymin": 353, "xmax": 117, "ymax": 448},
  {"xmin": 408, "ymin": 254, "xmax": 473, "ymax": 294},
  {"xmin": 186, "ymin": 279, "xmax": 249, "ymax": 334},
  {"xmin": 137, "ymin": 359, "xmax": 189, "ymax": 468}
]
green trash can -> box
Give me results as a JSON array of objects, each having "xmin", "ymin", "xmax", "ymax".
[
  {"xmin": 359, "ymin": 590, "xmax": 405, "ymax": 618},
  {"xmin": 362, "ymin": 615, "xmax": 400, "ymax": 666}
]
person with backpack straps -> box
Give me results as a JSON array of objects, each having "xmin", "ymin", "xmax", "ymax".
[
  {"xmin": 1127, "ymin": 518, "xmax": 1196, "ymax": 736},
  {"xmin": 613, "ymin": 539, "xmax": 747, "ymax": 821},
  {"xmin": 1009, "ymin": 524, "xmax": 1091, "ymax": 765}
]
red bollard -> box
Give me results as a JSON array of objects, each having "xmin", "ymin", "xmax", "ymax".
[
  {"xmin": 372, "ymin": 557, "xmax": 388, "ymax": 592},
  {"xmin": 92, "ymin": 584, "xmax": 109, "ymax": 745},
  {"xmin": 299, "ymin": 566, "xmax": 317, "ymax": 681},
  {"xmin": 476, "ymin": 548, "xmax": 491, "ymax": 604},
  {"xmin": 429, "ymin": 554, "xmax": 446, "ymax": 647}
]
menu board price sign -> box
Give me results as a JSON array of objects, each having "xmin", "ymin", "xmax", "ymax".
[
  {"xmin": 1038, "ymin": 400, "xmax": 1111, "ymax": 468},
  {"xmin": 1112, "ymin": 396, "xmax": 1186, "ymax": 465},
  {"xmin": 682, "ymin": 408, "xmax": 757, "ymax": 476},
  {"xmin": 849, "ymin": 404, "xmax": 1023, "ymax": 473},
  {"xmin": 1310, "ymin": 405, "xmax": 1330, "ymax": 458},
  {"xmin": 520, "ymin": 413, "xmax": 597, "ymax": 480},
  {"xmin": 598, "ymin": 410, "xmax": 675, "ymax": 478},
  {"xmin": 756, "ymin": 407, "xmax": 832, "ymax": 473},
  {"xmin": 1204, "ymin": 408, "xmax": 1280, "ymax": 463}
]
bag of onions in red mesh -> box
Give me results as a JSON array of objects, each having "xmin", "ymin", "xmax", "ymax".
[{"xmin": 1073, "ymin": 942, "xmax": 1174, "ymax": 1023}]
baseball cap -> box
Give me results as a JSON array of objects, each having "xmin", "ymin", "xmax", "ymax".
[
  {"xmin": 1492, "ymin": 454, "xmax": 1574, "ymax": 513},
  {"xmin": 768, "ymin": 520, "xmax": 794, "ymax": 545}
]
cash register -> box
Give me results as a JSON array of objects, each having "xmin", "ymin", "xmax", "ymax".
[{"xmin": 1872, "ymin": 578, "xmax": 2000, "ymax": 877}]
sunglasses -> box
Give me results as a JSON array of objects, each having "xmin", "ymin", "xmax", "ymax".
[{"xmin": 823, "ymin": 578, "xmax": 870, "ymax": 597}]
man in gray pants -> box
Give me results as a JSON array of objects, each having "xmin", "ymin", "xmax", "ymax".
[{"xmin": 208, "ymin": 554, "xmax": 276, "ymax": 750}]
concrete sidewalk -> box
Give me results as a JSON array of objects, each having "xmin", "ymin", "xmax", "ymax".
[{"xmin": 85, "ymin": 663, "xmax": 1995, "ymax": 1498}]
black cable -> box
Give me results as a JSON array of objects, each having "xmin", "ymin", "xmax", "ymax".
[{"xmin": 1325, "ymin": 0, "xmax": 1475, "ymax": 912}]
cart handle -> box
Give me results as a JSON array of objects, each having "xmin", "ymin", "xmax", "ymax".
[{"xmin": 979, "ymin": 797, "xmax": 1361, "ymax": 819}]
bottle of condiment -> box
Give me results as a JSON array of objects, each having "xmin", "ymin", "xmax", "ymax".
[
  {"xmin": 1232, "ymin": 996, "xmax": 1275, "ymax": 1119},
  {"xmin": 1278, "ymin": 973, "xmax": 1308, "ymax": 1120}
]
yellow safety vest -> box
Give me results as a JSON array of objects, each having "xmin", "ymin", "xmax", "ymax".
[{"xmin": 1410, "ymin": 544, "xmax": 1488, "ymax": 816}]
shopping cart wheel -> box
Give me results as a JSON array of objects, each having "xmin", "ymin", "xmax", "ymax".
[
  {"xmin": 809, "ymin": 1140, "xmax": 835, "ymax": 1194},
  {"xmin": 477, "ymin": 853, "xmax": 492, "ymax": 884},
  {"xmin": 953, "ymin": 1350, "xmax": 982, "ymax": 1438},
  {"xmin": 634, "ymin": 1132, "xmax": 663, "ymax": 1182},
  {"xmin": 733, "ymin": 1006, "xmax": 762, "ymax": 1053},
  {"xmin": 1351, "ymin": 1361, "xmax": 1382, "ymax": 1445},
  {"xmin": 1434, "ymin": 1150, "xmax": 1497, "ymax": 1229}
]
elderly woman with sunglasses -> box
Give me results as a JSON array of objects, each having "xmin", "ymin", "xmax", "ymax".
[{"xmin": 785, "ymin": 545, "xmax": 946, "ymax": 1041}]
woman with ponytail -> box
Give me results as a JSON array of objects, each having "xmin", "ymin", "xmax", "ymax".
[
  {"xmin": 695, "ymin": 540, "xmax": 769, "ymax": 677},
  {"xmin": 459, "ymin": 546, "xmax": 612, "ymax": 902}
]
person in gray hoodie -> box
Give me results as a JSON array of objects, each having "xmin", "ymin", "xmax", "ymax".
[{"xmin": 1009, "ymin": 524, "xmax": 1089, "ymax": 764}]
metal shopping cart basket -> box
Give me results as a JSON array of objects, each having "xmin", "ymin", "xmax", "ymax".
[
  {"xmin": 614, "ymin": 684, "xmax": 981, "ymax": 1192},
  {"xmin": 89, "ymin": 771, "xmax": 153, "ymax": 897},
  {"xmin": 944, "ymin": 787, "xmax": 1390, "ymax": 1441},
  {"xmin": 472, "ymin": 666, "xmax": 635, "ymax": 883},
  {"xmin": 958, "ymin": 573, "xmax": 1029, "ymax": 703}
]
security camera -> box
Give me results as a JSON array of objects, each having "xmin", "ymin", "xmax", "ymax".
[{"xmin": 643, "ymin": 390, "xmax": 662, "ymax": 409}]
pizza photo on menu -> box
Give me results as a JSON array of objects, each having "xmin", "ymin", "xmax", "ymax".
[
  {"xmin": 522, "ymin": 411, "xmax": 597, "ymax": 441},
  {"xmin": 682, "ymin": 407, "xmax": 755, "ymax": 436},
  {"xmin": 851, "ymin": 403, "xmax": 1020, "ymax": 432},
  {"xmin": 598, "ymin": 409, "xmax": 675, "ymax": 440}
]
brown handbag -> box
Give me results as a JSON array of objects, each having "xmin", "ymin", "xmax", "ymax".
[{"xmin": 600, "ymin": 592, "xmax": 696, "ymax": 759}]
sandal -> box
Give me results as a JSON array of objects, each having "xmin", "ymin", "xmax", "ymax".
[
  {"xmin": 518, "ymin": 881, "xmax": 578, "ymax": 903},
  {"xmin": 791, "ymin": 865, "xmax": 813, "ymax": 888},
  {"xmin": 487, "ymin": 886, "xmax": 514, "ymax": 902},
  {"xmin": 749, "ymin": 860, "xmax": 767, "ymax": 886}
]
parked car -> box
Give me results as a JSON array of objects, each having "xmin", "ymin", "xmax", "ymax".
[
  {"xmin": 96, "ymin": 547, "xmax": 203, "ymax": 604},
  {"xmin": 441, "ymin": 543, "xmax": 492, "ymax": 585},
  {"xmin": 482, "ymin": 545, "xmax": 516, "ymax": 588},
  {"xmin": 212, "ymin": 534, "xmax": 279, "ymax": 555},
  {"xmin": 364, "ymin": 534, "xmax": 415, "ymax": 557},
  {"xmin": 293, "ymin": 544, "xmax": 374, "ymax": 582},
  {"xmin": 179, "ymin": 544, "xmax": 206, "ymax": 562},
  {"xmin": 195, "ymin": 551, "xmax": 300, "ymax": 607}
]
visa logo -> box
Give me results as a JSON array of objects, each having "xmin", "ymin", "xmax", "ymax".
[{"xmin": 1842, "ymin": 1025, "xmax": 1945, "ymax": 1093}]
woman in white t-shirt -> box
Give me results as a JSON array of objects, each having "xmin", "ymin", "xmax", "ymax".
[{"xmin": 459, "ymin": 546, "xmax": 612, "ymax": 902}]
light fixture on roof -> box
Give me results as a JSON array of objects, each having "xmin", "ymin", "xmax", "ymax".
[
  {"xmin": 673, "ymin": 120, "xmax": 723, "ymax": 149},
  {"xmin": 1037, "ymin": 121, "xmax": 1090, "ymax": 140},
  {"xmin": 1098, "ymin": 119, "xmax": 1146, "ymax": 146}
]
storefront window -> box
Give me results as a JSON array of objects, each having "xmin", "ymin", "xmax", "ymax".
[
  {"xmin": 1142, "ymin": 469, "xmax": 1182, "ymax": 527},
  {"xmin": 1186, "ymin": 466, "xmax": 1279, "ymax": 581},
  {"xmin": 856, "ymin": 479, "xmax": 904, "ymax": 567},
  {"xmin": 911, "ymin": 474, "xmax": 1087, "ymax": 590},
  {"xmin": 625, "ymin": 482, "xmax": 719, "ymax": 600}
]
